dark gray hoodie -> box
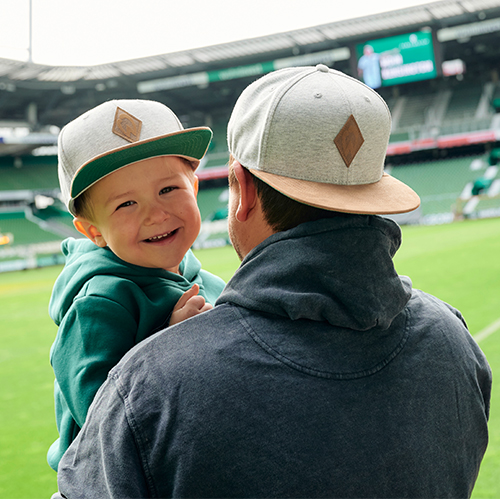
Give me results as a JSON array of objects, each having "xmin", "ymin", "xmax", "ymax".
[{"xmin": 57, "ymin": 215, "xmax": 491, "ymax": 499}]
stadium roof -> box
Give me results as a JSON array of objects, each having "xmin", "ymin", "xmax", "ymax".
[
  {"xmin": 1, "ymin": 0, "xmax": 500, "ymax": 157},
  {"xmin": 2, "ymin": 0, "xmax": 500, "ymax": 86}
]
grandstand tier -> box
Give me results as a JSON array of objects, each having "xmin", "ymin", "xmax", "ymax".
[{"xmin": 1, "ymin": 0, "xmax": 500, "ymax": 270}]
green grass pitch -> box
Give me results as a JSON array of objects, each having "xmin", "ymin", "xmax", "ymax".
[{"xmin": 1, "ymin": 217, "xmax": 499, "ymax": 498}]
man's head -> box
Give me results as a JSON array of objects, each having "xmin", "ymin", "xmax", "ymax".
[
  {"xmin": 226, "ymin": 64, "xmax": 420, "ymax": 259},
  {"xmin": 227, "ymin": 154, "xmax": 342, "ymax": 232}
]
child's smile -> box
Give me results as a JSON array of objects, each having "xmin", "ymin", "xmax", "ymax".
[{"xmin": 145, "ymin": 230, "xmax": 177, "ymax": 242}]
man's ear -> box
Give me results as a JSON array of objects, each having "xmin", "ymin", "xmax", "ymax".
[
  {"xmin": 73, "ymin": 218, "xmax": 107, "ymax": 248},
  {"xmin": 232, "ymin": 161, "xmax": 258, "ymax": 223}
]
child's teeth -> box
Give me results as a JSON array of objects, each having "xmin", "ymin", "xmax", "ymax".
[{"xmin": 150, "ymin": 232, "xmax": 170, "ymax": 241}]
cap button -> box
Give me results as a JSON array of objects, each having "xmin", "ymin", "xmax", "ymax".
[{"xmin": 316, "ymin": 64, "xmax": 330, "ymax": 73}]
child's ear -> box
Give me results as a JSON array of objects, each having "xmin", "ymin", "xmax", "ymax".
[
  {"xmin": 73, "ymin": 218, "xmax": 107, "ymax": 248},
  {"xmin": 193, "ymin": 175, "xmax": 199, "ymax": 197}
]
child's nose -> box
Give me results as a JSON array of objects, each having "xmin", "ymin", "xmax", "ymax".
[{"xmin": 145, "ymin": 203, "xmax": 169, "ymax": 224}]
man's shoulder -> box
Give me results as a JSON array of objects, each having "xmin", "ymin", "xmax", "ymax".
[
  {"xmin": 110, "ymin": 303, "xmax": 240, "ymax": 381},
  {"xmin": 405, "ymin": 288, "xmax": 488, "ymax": 364},
  {"xmin": 408, "ymin": 288, "xmax": 467, "ymax": 329},
  {"xmin": 105, "ymin": 303, "xmax": 245, "ymax": 411}
]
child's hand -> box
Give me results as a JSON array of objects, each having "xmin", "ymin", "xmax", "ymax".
[{"xmin": 169, "ymin": 284, "xmax": 213, "ymax": 326}]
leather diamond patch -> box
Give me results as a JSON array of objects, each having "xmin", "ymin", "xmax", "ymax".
[
  {"xmin": 334, "ymin": 114, "xmax": 364, "ymax": 168},
  {"xmin": 112, "ymin": 107, "xmax": 142, "ymax": 143}
]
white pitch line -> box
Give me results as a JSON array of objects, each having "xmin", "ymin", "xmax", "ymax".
[{"xmin": 473, "ymin": 318, "xmax": 500, "ymax": 343}]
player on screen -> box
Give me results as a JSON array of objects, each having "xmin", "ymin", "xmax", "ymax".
[{"xmin": 357, "ymin": 44, "xmax": 382, "ymax": 89}]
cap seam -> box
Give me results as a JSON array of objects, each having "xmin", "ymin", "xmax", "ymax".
[
  {"xmin": 260, "ymin": 67, "xmax": 317, "ymax": 172},
  {"xmin": 334, "ymin": 70, "xmax": 392, "ymax": 119}
]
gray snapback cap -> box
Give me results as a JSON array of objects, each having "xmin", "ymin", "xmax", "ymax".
[
  {"xmin": 58, "ymin": 99, "xmax": 212, "ymax": 216},
  {"xmin": 227, "ymin": 64, "xmax": 420, "ymax": 214}
]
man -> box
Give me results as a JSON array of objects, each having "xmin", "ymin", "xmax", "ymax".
[
  {"xmin": 357, "ymin": 44, "xmax": 382, "ymax": 89},
  {"xmin": 56, "ymin": 65, "xmax": 491, "ymax": 498}
]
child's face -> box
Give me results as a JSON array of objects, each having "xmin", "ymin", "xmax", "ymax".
[{"xmin": 80, "ymin": 156, "xmax": 201, "ymax": 274}]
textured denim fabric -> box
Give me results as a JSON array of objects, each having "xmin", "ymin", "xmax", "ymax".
[{"xmin": 57, "ymin": 216, "xmax": 491, "ymax": 498}]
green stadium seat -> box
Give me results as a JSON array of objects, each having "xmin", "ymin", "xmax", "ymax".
[
  {"xmin": 441, "ymin": 83, "xmax": 482, "ymax": 124},
  {"xmin": 0, "ymin": 156, "xmax": 59, "ymax": 191},
  {"xmin": 389, "ymin": 155, "xmax": 488, "ymax": 216},
  {"xmin": 0, "ymin": 213, "xmax": 63, "ymax": 247}
]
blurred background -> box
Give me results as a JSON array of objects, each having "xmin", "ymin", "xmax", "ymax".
[
  {"xmin": 1, "ymin": 0, "xmax": 500, "ymax": 267},
  {"xmin": 2, "ymin": 2, "xmax": 500, "ymax": 497}
]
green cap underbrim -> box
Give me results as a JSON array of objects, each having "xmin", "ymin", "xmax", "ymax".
[{"xmin": 70, "ymin": 127, "xmax": 212, "ymax": 205}]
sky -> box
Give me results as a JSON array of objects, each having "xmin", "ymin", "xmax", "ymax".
[{"xmin": 0, "ymin": 0, "xmax": 436, "ymax": 66}]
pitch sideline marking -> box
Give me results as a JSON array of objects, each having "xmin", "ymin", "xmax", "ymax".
[{"xmin": 473, "ymin": 318, "xmax": 500, "ymax": 343}]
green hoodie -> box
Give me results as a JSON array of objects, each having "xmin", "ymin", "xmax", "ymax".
[{"xmin": 47, "ymin": 237, "xmax": 225, "ymax": 471}]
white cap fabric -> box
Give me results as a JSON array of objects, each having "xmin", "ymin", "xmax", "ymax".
[
  {"xmin": 58, "ymin": 99, "xmax": 212, "ymax": 216},
  {"xmin": 227, "ymin": 64, "xmax": 420, "ymax": 214}
]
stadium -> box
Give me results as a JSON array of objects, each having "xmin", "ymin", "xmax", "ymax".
[
  {"xmin": 2, "ymin": 0, "xmax": 500, "ymax": 269},
  {"xmin": 1, "ymin": 0, "xmax": 500, "ymax": 497}
]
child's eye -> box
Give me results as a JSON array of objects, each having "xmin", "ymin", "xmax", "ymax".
[
  {"xmin": 160, "ymin": 186, "xmax": 176, "ymax": 195},
  {"xmin": 116, "ymin": 200, "xmax": 135, "ymax": 210}
]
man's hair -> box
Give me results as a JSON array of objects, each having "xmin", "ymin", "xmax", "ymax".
[{"xmin": 229, "ymin": 158, "xmax": 342, "ymax": 232}]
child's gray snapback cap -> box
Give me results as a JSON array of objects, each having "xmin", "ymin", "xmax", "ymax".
[
  {"xmin": 58, "ymin": 99, "xmax": 213, "ymax": 216},
  {"xmin": 227, "ymin": 64, "xmax": 420, "ymax": 214}
]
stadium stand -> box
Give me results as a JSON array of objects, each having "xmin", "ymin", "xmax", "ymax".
[
  {"xmin": 388, "ymin": 154, "xmax": 492, "ymax": 221},
  {"xmin": 0, "ymin": 156, "xmax": 58, "ymax": 190},
  {"xmin": 0, "ymin": 211, "xmax": 61, "ymax": 245},
  {"xmin": 1, "ymin": 0, "xmax": 500, "ymax": 270},
  {"xmin": 395, "ymin": 90, "xmax": 438, "ymax": 131},
  {"xmin": 444, "ymin": 83, "xmax": 483, "ymax": 121}
]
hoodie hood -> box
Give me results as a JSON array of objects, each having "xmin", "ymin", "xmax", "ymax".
[
  {"xmin": 49, "ymin": 238, "xmax": 203, "ymax": 325},
  {"xmin": 217, "ymin": 215, "xmax": 411, "ymax": 331}
]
